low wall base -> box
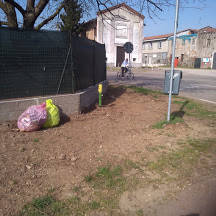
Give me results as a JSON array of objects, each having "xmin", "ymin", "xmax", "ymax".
[{"xmin": 0, "ymin": 81, "xmax": 108, "ymax": 123}]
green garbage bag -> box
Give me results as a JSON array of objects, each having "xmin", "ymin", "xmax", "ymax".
[{"xmin": 43, "ymin": 99, "xmax": 60, "ymax": 128}]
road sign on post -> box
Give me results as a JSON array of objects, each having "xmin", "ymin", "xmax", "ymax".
[
  {"xmin": 124, "ymin": 42, "xmax": 133, "ymax": 66},
  {"xmin": 123, "ymin": 42, "xmax": 133, "ymax": 54}
]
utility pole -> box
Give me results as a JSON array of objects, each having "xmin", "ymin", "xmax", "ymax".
[{"xmin": 167, "ymin": 0, "xmax": 180, "ymax": 121}]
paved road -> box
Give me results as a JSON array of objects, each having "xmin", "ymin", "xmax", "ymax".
[{"xmin": 107, "ymin": 68, "xmax": 216, "ymax": 104}]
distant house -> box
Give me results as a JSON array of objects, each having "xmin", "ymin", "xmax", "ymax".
[
  {"xmin": 142, "ymin": 29, "xmax": 197, "ymax": 67},
  {"xmin": 196, "ymin": 26, "xmax": 216, "ymax": 69},
  {"xmin": 142, "ymin": 33, "xmax": 172, "ymax": 67},
  {"xmin": 167, "ymin": 29, "xmax": 198, "ymax": 67},
  {"xmin": 143, "ymin": 27, "xmax": 216, "ymax": 69},
  {"xmin": 81, "ymin": 3, "xmax": 144, "ymax": 67}
]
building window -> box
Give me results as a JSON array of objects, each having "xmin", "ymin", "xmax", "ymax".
[
  {"xmin": 148, "ymin": 42, "xmax": 152, "ymax": 50},
  {"xmin": 192, "ymin": 38, "xmax": 195, "ymax": 45},
  {"xmin": 116, "ymin": 25, "xmax": 127, "ymax": 39},
  {"xmin": 158, "ymin": 41, "xmax": 162, "ymax": 49},
  {"xmin": 142, "ymin": 43, "xmax": 146, "ymax": 49},
  {"xmin": 162, "ymin": 52, "xmax": 167, "ymax": 59},
  {"xmin": 182, "ymin": 40, "xmax": 185, "ymax": 46},
  {"xmin": 181, "ymin": 54, "xmax": 184, "ymax": 62},
  {"xmin": 207, "ymin": 39, "xmax": 211, "ymax": 47}
]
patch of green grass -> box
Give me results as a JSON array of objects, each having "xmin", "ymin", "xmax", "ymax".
[
  {"xmin": 88, "ymin": 201, "xmax": 100, "ymax": 210},
  {"xmin": 33, "ymin": 138, "xmax": 39, "ymax": 143},
  {"xmin": 152, "ymin": 113, "xmax": 184, "ymax": 129},
  {"xmin": 147, "ymin": 138, "xmax": 216, "ymax": 174},
  {"xmin": 85, "ymin": 166, "xmax": 126, "ymax": 191},
  {"xmin": 152, "ymin": 120, "xmax": 167, "ymax": 129},
  {"xmin": 173, "ymin": 95, "xmax": 186, "ymax": 100},
  {"xmin": 173, "ymin": 100, "xmax": 186, "ymax": 105},
  {"xmin": 18, "ymin": 136, "xmax": 216, "ymax": 216},
  {"xmin": 95, "ymin": 166, "xmax": 125, "ymax": 189},
  {"xmin": 127, "ymin": 86, "xmax": 162, "ymax": 96},
  {"xmin": 32, "ymin": 195, "xmax": 54, "ymax": 209},
  {"xmin": 136, "ymin": 209, "xmax": 144, "ymax": 216},
  {"xmin": 18, "ymin": 195, "xmax": 69, "ymax": 216},
  {"xmin": 188, "ymin": 139, "xmax": 215, "ymax": 152},
  {"xmin": 19, "ymin": 194, "xmax": 103, "ymax": 216},
  {"xmin": 170, "ymin": 116, "xmax": 184, "ymax": 124},
  {"xmin": 185, "ymin": 101, "xmax": 216, "ymax": 119},
  {"xmin": 173, "ymin": 98, "xmax": 216, "ymax": 120},
  {"xmin": 84, "ymin": 175, "xmax": 94, "ymax": 182}
]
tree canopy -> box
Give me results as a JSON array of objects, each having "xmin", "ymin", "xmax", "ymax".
[
  {"xmin": 59, "ymin": 0, "xmax": 83, "ymax": 34},
  {"xmin": 0, "ymin": 0, "xmax": 201, "ymax": 30}
]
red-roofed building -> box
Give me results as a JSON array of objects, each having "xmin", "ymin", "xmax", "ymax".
[
  {"xmin": 142, "ymin": 29, "xmax": 197, "ymax": 67},
  {"xmin": 143, "ymin": 27, "xmax": 216, "ymax": 69},
  {"xmin": 196, "ymin": 26, "xmax": 216, "ymax": 68}
]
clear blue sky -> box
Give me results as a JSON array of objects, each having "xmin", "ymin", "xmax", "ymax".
[{"xmin": 143, "ymin": 0, "xmax": 216, "ymax": 37}]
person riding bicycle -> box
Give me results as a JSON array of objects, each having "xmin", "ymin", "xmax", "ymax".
[{"xmin": 121, "ymin": 58, "xmax": 129, "ymax": 77}]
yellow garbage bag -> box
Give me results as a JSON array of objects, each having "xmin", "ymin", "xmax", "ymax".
[{"xmin": 43, "ymin": 99, "xmax": 60, "ymax": 128}]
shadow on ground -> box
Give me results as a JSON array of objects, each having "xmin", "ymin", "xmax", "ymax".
[
  {"xmin": 171, "ymin": 100, "xmax": 189, "ymax": 120},
  {"xmin": 81, "ymin": 85, "xmax": 126, "ymax": 113}
]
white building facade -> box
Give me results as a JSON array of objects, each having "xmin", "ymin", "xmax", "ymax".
[{"xmin": 83, "ymin": 3, "xmax": 144, "ymax": 67}]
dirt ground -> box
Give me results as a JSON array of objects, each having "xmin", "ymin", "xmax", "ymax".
[{"xmin": 0, "ymin": 85, "xmax": 216, "ymax": 216}]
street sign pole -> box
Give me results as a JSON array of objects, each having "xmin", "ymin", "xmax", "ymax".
[
  {"xmin": 129, "ymin": 53, "xmax": 131, "ymax": 66},
  {"xmin": 167, "ymin": 0, "xmax": 180, "ymax": 122}
]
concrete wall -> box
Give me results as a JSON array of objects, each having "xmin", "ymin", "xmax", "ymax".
[
  {"xmin": 167, "ymin": 35, "xmax": 197, "ymax": 67},
  {"xmin": 142, "ymin": 39, "xmax": 169, "ymax": 66},
  {"xmin": 86, "ymin": 28, "xmax": 96, "ymax": 40},
  {"xmin": 143, "ymin": 39, "xmax": 169, "ymax": 54},
  {"xmin": 0, "ymin": 81, "xmax": 108, "ymax": 123},
  {"xmin": 197, "ymin": 31, "xmax": 216, "ymax": 69},
  {"xmin": 96, "ymin": 7, "xmax": 144, "ymax": 67},
  {"xmin": 196, "ymin": 32, "xmax": 216, "ymax": 65},
  {"xmin": 166, "ymin": 32, "xmax": 216, "ymax": 68},
  {"xmin": 168, "ymin": 37, "xmax": 197, "ymax": 59}
]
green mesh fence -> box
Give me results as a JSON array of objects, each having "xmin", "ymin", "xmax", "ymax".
[{"xmin": 0, "ymin": 27, "xmax": 106, "ymax": 100}]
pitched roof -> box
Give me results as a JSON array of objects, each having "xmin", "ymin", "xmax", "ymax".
[
  {"xmin": 198, "ymin": 26, "xmax": 216, "ymax": 33},
  {"xmin": 177, "ymin": 28, "xmax": 198, "ymax": 34},
  {"xmin": 143, "ymin": 29, "xmax": 198, "ymax": 41},
  {"xmin": 144, "ymin": 33, "xmax": 173, "ymax": 41},
  {"xmin": 82, "ymin": 18, "xmax": 97, "ymax": 28},
  {"xmin": 97, "ymin": 3, "xmax": 145, "ymax": 20}
]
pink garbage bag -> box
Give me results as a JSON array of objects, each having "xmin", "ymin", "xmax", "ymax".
[{"xmin": 17, "ymin": 102, "xmax": 47, "ymax": 132}]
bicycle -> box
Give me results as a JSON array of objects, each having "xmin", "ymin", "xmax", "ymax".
[{"xmin": 116, "ymin": 66, "xmax": 134, "ymax": 80}]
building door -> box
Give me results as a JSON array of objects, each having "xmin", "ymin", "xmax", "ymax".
[
  {"xmin": 148, "ymin": 56, "xmax": 152, "ymax": 66},
  {"xmin": 194, "ymin": 58, "xmax": 201, "ymax": 68},
  {"xmin": 213, "ymin": 52, "xmax": 216, "ymax": 69},
  {"xmin": 116, "ymin": 46, "xmax": 125, "ymax": 67}
]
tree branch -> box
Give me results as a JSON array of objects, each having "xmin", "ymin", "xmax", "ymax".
[
  {"xmin": 4, "ymin": 0, "xmax": 25, "ymax": 16},
  {"xmin": 0, "ymin": 1, "xmax": 6, "ymax": 11},
  {"xmin": 35, "ymin": 3, "xmax": 64, "ymax": 30},
  {"xmin": 35, "ymin": 0, "xmax": 49, "ymax": 18},
  {"xmin": 26, "ymin": 0, "xmax": 35, "ymax": 12},
  {"xmin": 147, "ymin": 0, "xmax": 163, "ymax": 11}
]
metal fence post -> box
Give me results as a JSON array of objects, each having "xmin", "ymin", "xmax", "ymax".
[{"xmin": 167, "ymin": 0, "xmax": 180, "ymax": 122}]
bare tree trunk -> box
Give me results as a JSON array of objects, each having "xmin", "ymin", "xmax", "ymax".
[
  {"xmin": 6, "ymin": 4, "xmax": 18, "ymax": 28},
  {"xmin": 0, "ymin": 1, "xmax": 18, "ymax": 28},
  {"xmin": 23, "ymin": 13, "xmax": 36, "ymax": 29}
]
